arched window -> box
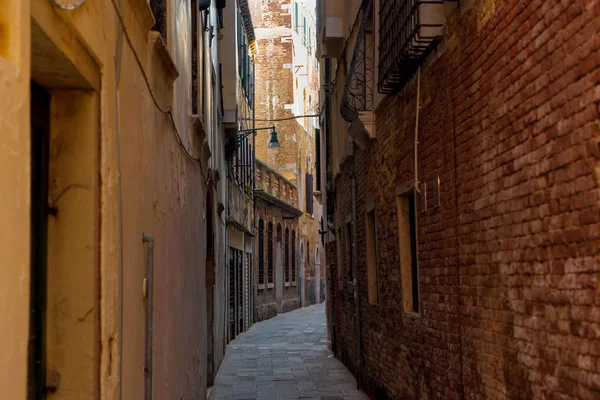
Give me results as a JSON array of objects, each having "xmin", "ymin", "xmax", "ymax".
[
  {"xmin": 258, "ymin": 219, "xmax": 264, "ymax": 285},
  {"xmin": 291, "ymin": 230, "xmax": 296, "ymax": 282},
  {"xmin": 267, "ymin": 222, "xmax": 274, "ymax": 284},
  {"xmin": 307, "ymin": 240, "xmax": 310, "ymax": 275},
  {"xmin": 285, "ymin": 228, "xmax": 290, "ymax": 282}
]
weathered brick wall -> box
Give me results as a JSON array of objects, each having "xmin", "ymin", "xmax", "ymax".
[{"xmin": 327, "ymin": 0, "xmax": 600, "ymax": 399}]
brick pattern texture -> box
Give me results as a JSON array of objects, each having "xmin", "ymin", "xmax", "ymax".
[{"xmin": 327, "ymin": 1, "xmax": 600, "ymax": 399}]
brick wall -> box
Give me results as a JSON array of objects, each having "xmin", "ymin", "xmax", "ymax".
[{"xmin": 327, "ymin": 0, "xmax": 600, "ymax": 399}]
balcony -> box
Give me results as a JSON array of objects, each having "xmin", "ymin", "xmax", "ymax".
[
  {"xmin": 378, "ymin": 0, "xmax": 445, "ymax": 94},
  {"xmin": 340, "ymin": 0, "xmax": 376, "ymax": 149}
]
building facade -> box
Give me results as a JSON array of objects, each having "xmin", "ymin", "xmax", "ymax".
[
  {"xmin": 249, "ymin": 0, "xmax": 325, "ymax": 313},
  {"xmin": 0, "ymin": 0, "xmax": 251, "ymax": 398},
  {"xmin": 254, "ymin": 160, "xmax": 303, "ymax": 320},
  {"xmin": 319, "ymin": 0, "xmax": 600, "ymax": 399},
  {"xmin": 222, "ymin": 0, "xmax": 257, "ymax": 348}
]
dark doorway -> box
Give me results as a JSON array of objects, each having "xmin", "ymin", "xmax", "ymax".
[{"xmin": 29, "ymin": 81, "xmax": 50, "ymax": 399}]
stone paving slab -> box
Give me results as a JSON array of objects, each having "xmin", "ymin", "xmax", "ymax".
[{"xmin": 209, "ymin": 303, "xmax": 368, "ymax": 400}]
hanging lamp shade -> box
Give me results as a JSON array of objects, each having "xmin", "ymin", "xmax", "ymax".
[{"xmin": 268, "ymin": 128, "xmax": 280, "ymax": 148}]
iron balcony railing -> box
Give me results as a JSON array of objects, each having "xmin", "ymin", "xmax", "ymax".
[
  {"xmin": 378, "ymin": 0, "xmax": 445, "ymax": 94},
  {"xmin": 340, "ymin": 0, "xmax": 374, "ymax": 123}
]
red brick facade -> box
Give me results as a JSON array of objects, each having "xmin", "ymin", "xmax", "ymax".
[{"xmin": 325, "ymin": 1, "xmax": 600, "ymax": 399}]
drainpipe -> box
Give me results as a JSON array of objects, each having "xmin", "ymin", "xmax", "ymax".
[
  {"xmin": 350, "ymin": 156, "xmax": 361, "ymax": 389},
  {"xmin": 415, "ymin": 66, "xmax": 421, "ymax": 192},
  {"xmin": 142, "ymin": 234, "xmax": 155, "ymax": 400},
  {"xmin": 251, "ymin": 60, "xmax": 257, "ymax": 325}
]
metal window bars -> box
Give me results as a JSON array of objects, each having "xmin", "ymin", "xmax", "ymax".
[
  {"xmin": 378, "ymin": 0, "xmax": 445, "ymax": 94},
  {"xmin": 340, "ymin": 0, "xmax": 375, "ymax": 123}
]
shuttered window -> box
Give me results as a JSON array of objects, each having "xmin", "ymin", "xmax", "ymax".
[
  {"xmin": 267, "ymin": 222, "xmax": 274, "ymax": 284},
  {"xmin": 291, "ymin": 230, "xmax": 296, "ymax": 282},
  {"xmin": 285, "ymin": 228, "xmax": 290, "ymax": 282},
  {"xmin": 315, "ymin": 129, "xmax": 321, "ymax": 191},
  {"xmin": 305, "ymin": 173, "xmax": 314, "ymax": 215},
  {"xmin": 258, "ymin": 219, "xmax": 264, "ymax": 285}
]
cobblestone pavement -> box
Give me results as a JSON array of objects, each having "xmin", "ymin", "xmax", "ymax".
[{"xmin": 209, "ymin": 302, "xmax": 368, "ymax": 400}]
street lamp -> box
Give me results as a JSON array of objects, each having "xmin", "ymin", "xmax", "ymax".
[
  {"xmin": 236, "ymin": 125, "xmax": 279, "ymax": 149},
  {"xmin": 268, "ymin": 129, "xmax": 280, "ymax": 148}
]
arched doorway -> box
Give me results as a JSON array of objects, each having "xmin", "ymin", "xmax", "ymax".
[{"xmin": 276, "ymin": 224, "xmax": 283, "ymax": 311}]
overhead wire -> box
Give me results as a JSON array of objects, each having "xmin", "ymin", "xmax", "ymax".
[{"xmin": 108, "ymin": 0, "xmax": 213, "ymax": 187}]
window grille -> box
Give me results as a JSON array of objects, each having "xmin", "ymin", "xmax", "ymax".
[
  {"xmin": 267, "ymin": 222, "xmax": 274, "ymax": 284},
  {"xmin": 378, "ymin": 0, "xmax": 445, "ymax": 94},
  {"xmin": 258, "ymin": 220, "xmax": 265, "ymax": 285}
]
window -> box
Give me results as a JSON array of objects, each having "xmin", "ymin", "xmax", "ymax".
[
  {"xmin": 305, "ymin": 173, "xmax": 313, "ymax": 215},
  {"xmin": 150, "ymin": 0, "xmax": 167, "ymax": 40},
  {"xmin": 315, "ymin": 129, "xmax": 321, "ymax": 191},
  {"xmin": 267, "ymin": 222, "xmax": 274, "ymax": 284},
  {"xmin": 378, "ymin": 0, "xmax": 445, "ymax": 94},
  {"xmin": 258, "ymin": 219, "xmax": 265, "ymax": 285},
  {"xmin": 285, "ymin": 228, "xmax": 290, "ymax": 282},
  {"xmin": 346, "ymin": 221, "xmax": 353, "ymax": 282},
  {"xmin": 397, "ymin": 191, "xmax": 419, "ymax": 313},
  {"xmin": 291, "ymin": 230, "xmax": 296, "ymax": 282},
  {"xmin": 294, "ymin": 2, "xmax": 299, "ymax": 31},
  {"xmin": 366, "ymin": 209, "xmax": 379, "ymax": 304},
  {"xmin": 307, "ymin": 240, "xmax": 310, "ymax": 277}
]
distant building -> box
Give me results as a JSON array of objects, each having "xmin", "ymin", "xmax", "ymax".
[
  {"xmin": 254, "ymin": 160, "xmax": 303, "ymax": 320},
  {"xmin": 249, "ymin": 0, "xmax": 325, "ymax": 319}
]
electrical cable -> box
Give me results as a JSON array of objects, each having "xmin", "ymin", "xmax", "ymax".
[{"xmin": 108, "ymin": 0, "xmax": 212, "ymax": 187}]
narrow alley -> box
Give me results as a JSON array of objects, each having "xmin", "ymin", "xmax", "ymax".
[{"xmin": 209, "ymin": 303, "xmax": 367, "ymax": 400}]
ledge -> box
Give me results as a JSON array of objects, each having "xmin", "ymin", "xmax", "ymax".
[
  {"xmin": 191, "ymin": 115, "xmax": 211, "ymax": 173},
  {"xmin": 258, "ymin": 284, "xmax": 266, "ymax": 290},
  {"xmin": 313, "ymin": 190, "xmax": 323, "ymax": 204},
  {"xmin": 126, "ymin": 0, "xmax": 155, "ymax": 33},
  {"xmin": 267, "ymin": 283, "xmax": 274, "ymax": 289},
  {"xmin": 149, "ymin": 31, "xmax": 179, "ymax": 81},
  {"xmin": 349, "ymin": 111, "xmax": 376, "ymax": 150},
  {"xmin": 254, "ymin": 190, "xmax": 303, "ymax": 217}
]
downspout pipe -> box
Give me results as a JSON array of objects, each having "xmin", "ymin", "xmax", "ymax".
[
  {"xmin": 252, "ymin": 59, "xmax": 257, "ymax": 325},
  {"xmin": 142, "ymin": 234, "xmax": 155, "ymax": 400},
  {"xmin": 350, "ymin": 157, "xmax": 361, "ymax": 389},
  {"xmin": 415, "ymin": 66, "xmax": 421, "ymax": 192}
]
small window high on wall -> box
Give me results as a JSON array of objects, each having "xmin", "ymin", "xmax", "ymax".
[{"xmin": 397, "ymin": 190, "xmax": 419, "ymax": 313}]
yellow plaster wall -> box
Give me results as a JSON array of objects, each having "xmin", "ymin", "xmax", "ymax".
[
  {"xmin": 0, "ymin": 1, "xmax": 31, "ymax": 398},
  {"xmin": 0, "ymin": 0, "xmax": 214, "ymax": 398}
]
